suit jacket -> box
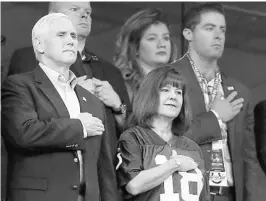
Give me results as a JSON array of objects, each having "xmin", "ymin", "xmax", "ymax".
[
  {"xmin": 172, "ymin": 56, "xmax": 260, "ymax": 201},
  {"xmin": 1, "ymin": 66, "xmax": 119, "ymax": 201},
  {"xmin": 8, "ymin": 46, "xmax": 130, "ymax": 160},
  {"xmin": 254, "ymin": 100, "xmax": 266, "ymax": 174}
]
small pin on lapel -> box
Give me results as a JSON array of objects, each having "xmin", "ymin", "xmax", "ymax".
[
  {"xmin": 228, "ymin": 86, "xmax": 234, "ymax": 91},
  {"xmin": 92, "ymin": 55, "xmax": 99, "ymax": 61},
  {"xmin": 82, "ymin": 97, "xmax": 87, "ymax": 102}
]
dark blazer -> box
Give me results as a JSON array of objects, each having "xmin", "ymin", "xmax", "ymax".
[
  {"xmin": 254, "ymin": 100, "xmax": 266, "ymax": 174},
  {"xmin": 172, "ymin": 56, "xmax": 260, "ymax": 201},
  {"xmin": 8, "ymin": 46, "xmax": 130, "ymax": 159},
  {"xmin": 1, "ymin": 66, "xmax": 118, "ymax": 201}
]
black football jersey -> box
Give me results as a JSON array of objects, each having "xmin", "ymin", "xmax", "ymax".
[{"xmin": 116, "ymin": 126, "xmax": 209, "ymax": 201}]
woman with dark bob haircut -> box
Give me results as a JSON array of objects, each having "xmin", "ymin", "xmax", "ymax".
[
  {"xmin": 116, "ymin": 65, "xmax": 210, "ymax": 201},
  {"xmin": 114, "ymin": 8, "xmax": 178, "ymax": 102}
]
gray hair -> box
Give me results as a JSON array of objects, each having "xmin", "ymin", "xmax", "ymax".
[{"xmin": 32, "ymin": 13, "xmax": 69, "ymax": 61}]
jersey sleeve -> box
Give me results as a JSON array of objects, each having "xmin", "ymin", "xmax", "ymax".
[{"xmin": 116, "ymin": 132, "xmax": 143, "ymax": 188}]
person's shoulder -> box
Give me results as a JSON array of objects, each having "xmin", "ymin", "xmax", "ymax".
[
  {"xmin": 6, "ymin": 71, "xmax": 34, "ymax": 82},
  {"xmin": 3, "ymin": 71, "xmax": 35, "ymax": 91},
  {"xmin": 9, "ymin": 46, "xmax": 36, "ymax": 75},
  {"xmin": 119, "ymin": 125, "xmax": 147, "ymax": 142},
  {"xmin": 177, "ymin": 135, "xmax": 201, "ymax": 151},
  {"xmin": 171, "ymin": 55, "xmax": 189, "ymax": 69},
  {"xmin": 85, "ymin": 49, "xmax": 122, "ymax": 75},
  {"xmin": 17, "ymin": 46, "xmax": 34, "ymax": 53},
  {"xmin": 12, "ymin": 46, "xmax": 34, "ymax": 57},
  {"xmin": 85, "ymin": 49, "xmax": 116, "ymax": 67}
]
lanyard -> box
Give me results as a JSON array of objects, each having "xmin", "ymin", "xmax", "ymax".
[{"xmin": 186, "ymin": 52, "xmax": 221, "ymax": 111}]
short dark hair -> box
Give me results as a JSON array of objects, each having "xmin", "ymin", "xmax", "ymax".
[
  {"xmin": 114, "ymin": 8, "xmax": 178, "ymax": 95},
  {"xmin": 184, "ymin": 3, "xmax": 225, "ymax": 31},
  {"xmin": 128, "ymin": 64, "xmax": 191, "ymax": 135}
]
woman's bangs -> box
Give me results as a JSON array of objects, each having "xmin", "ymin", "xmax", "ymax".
[{"xmin": 159, "ymin": 73, "xmax": 184, "ymax": 89}]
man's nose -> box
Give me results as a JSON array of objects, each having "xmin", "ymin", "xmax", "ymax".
[
  {"xmin": 66, "ymin": 35, "xmax": 76, "ymax": 46},
  {"xmin": 80, "ymin": 10, "xmax": 89, "ymax": 19},
  {"xmin": 214, "ymin": 29, "xmax": 224, "ymax": 39}
]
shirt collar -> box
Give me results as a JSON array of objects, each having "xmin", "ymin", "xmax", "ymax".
[{"xmin": 39, "ymin": 62, "xmax": 77, "ymax": 89}]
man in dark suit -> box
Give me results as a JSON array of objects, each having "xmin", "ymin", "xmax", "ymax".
[
  {"xmin": 2, "ymin": 13, "xmax": 118, "ymax": 201},
  {"xmin": 172, "ymin": 3, "xmax": 260, "ymax": 201},
  {"xmin": 254, "ymin": 100, "xmax": 266, "ymax": 175},
  {"xmin": 8, "ymin": 2, "xmax": 130, "ymax": 159}
]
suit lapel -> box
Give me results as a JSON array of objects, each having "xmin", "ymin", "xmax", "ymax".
[
  {"xmin": 221, "ymin": 73, "xmax": 236, "ymax": 157},
  {"xmin": 70, "ymin": 50, "xmax": 105, "ymax": 80},
  {"xmin": 83, "ymin": 48, "xmax": 104, "ymax": 80},
  {"xmin": 84, "ymin": 46, "xmax": 104, "ymax": 80},
  {"xmin": 34, "ymin": 66, "xmax": 70, "ymax": 118},
  {"xmin": 74, "ymin": 85, "xmax": 90, "ymax": 113},
  {"xmin": 91, "ymin": 60, "xmax": 104, "ymax": 80},
  {"xmin": 75, "ymin": 84, "xmax": 103, "ymax": 121},
  {"xmin": 180, "ymin": 57, "xmax": 207, "ymax": 113}
]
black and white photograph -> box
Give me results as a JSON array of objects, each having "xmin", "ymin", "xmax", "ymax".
[{"xmin": 1, "ymin": 1, "xmax": 266, "ymax": 201}]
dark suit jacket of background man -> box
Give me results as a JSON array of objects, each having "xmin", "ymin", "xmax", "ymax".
[
  {"xmin": 1, "ymin": 66, "xmax": 119, "ymax": 201},
  {"xmin": 172, "ymin": 56, "xmax": 260, "ymax": 201},
  {"xmin": 8, "ymin": 46, "xmax": 131, "ymax": 159},
  {"xmin": 254, "ymin": 100, "xmax": 266, "ymax": 175}
]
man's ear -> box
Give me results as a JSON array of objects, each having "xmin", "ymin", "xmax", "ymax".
[
  {"xmin": 34, "ymin": 37, "xmax": 45, "ymax": 54},
  {"xmin": 183, "ymin": 28, "xmax": 193, "ymax": 42}
]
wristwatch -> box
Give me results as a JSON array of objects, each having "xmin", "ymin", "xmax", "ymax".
[{"xmin": 112, "ymin": 103, "xmax": 127, "ymax": 115}]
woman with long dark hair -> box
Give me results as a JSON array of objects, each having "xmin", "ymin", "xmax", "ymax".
[{"xmin": 116, "ymin": 65, "xmax": 209, "ymax": 201}]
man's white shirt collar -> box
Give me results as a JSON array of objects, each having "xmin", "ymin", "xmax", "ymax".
[{"xmin": 39, "ymin": 62, "xmax": 77, "ymax": 89}]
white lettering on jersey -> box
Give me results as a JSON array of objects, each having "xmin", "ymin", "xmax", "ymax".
[
  {"xmin": 179, "ymin": 168, "xmax": 203, "ymax": 201},
  {"xmin": 155, "ymin": 155, "xmax": 204, "ymax": 201},
  {"xmin": 155, "ymin": 155, "xmax": 180, "ymax": 201},
  {"xmin": 116, "ymin": 152, "xmax": 122, "ymax": 170}
]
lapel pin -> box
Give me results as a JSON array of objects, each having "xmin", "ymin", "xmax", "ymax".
[
  {"xmin": 82, "ymin": 97, "xmax": 87, "ymax": 102},
  {"xmin": 228, "ymin": 86, "xmax": 234, "ymax": 91},
  {"xmin": 92, "ymin": 55, "xmax": 99, "ymax": 61}
]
